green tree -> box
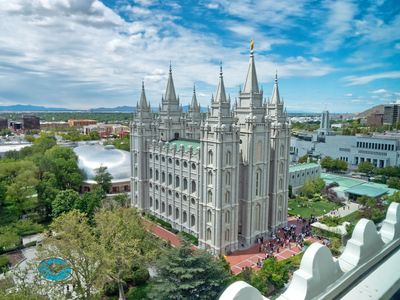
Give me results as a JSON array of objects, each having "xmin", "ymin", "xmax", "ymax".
[
  {"xmin": 357, "ymin": 161, "xmax": 375, "ymax": 174},
  {"xmin": 320, "ymin": 156, "xmax": 334, "ymax": 170},
  {"xmin": 251, "ymin": 258, "xmax": 289, "ymax": 296},
  {"xmin": 387, "ymin": 177, "xmax": 400, "ymax": 189},
  {"xmin": 95, "ymin": 208, "xmax": 157, "ymax": 299},
  {"xmin": 88, "ymin": 130, "xmax": 100, "ymax": 140},
  {"xmin": 333, "ymin": 159, "xmax": 347, "ymax": 171},
  {"xmin": 36, "ymin": 172, "xmax": 59, "ymax": 219},
  {"xmin": 39, "ymin": 210, "xmax": 106, "ymax": 299},
  {"xmin": 387, "ymin": 191, "xmax": 400, "ymax": 203},
  {"xmin": 94, "ymin": 166, "xmax": 113, "ymax": 193},
  {"xmin": 151, "ymin": 241, "xmax": 231, "ymax": 300},
  {"xmin": 298, "ymin": 154, "xmax": 309, "ymax": 163},
  {"xmin": 299, "ymin": 178, "xmax": 325, "ymax": 198},
  {"xmin": 51, "ymin": 189, "xmax": 81, "ymax": 217},
  {"xmin": 113, "ymin": 193, "xmax": 130, "ymax": 208},
  {"xmin": 76, "ymin": 186, "xmax": 104, "ymax": 217}
]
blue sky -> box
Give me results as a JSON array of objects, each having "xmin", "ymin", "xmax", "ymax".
[{"xmin": 0, "ymin": 0, "xmax": 399, "ymax": 113}]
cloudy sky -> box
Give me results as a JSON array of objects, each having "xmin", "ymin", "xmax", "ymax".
[{"xmin": 0, "ymin": 0, "xmax": 399, "ymax": 112}]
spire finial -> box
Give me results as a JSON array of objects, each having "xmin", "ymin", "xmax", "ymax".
[
  {"xmin": 219, "ymin": 61, "xmax": 223, "ymax": 77},
  {"xmin": 275, "ymin": 70, "xmax": 278, "ymax": 82},
  {"xmin": 250, "ymin": 39, "xmax": 254, "ymax": 55},
  {"xmin": 193, "ymin": 84, "xmax": 196, "ymax": 94},
  {"xmin": 169, "ymin": 61, "xmax": 172, "ymax": 74}
]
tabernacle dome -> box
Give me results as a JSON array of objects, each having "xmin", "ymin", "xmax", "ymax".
[{"xmin": 73, "ymin": 144, "xmax": 130, "ymax": 181}]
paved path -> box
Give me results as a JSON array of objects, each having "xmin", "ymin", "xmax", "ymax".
[{"xmin": 324, "ymin": 201, "xmax": 360, "ymax": 218}]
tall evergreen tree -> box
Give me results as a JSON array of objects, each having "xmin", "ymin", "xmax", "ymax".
[{"xmin": 94, "ymin": 166, "xmax": 113, "ymax": 194}]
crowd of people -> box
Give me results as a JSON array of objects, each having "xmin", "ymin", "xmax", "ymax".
[{"xmin": 254, "ymin": 215, "xmax": 320, "ymax": 269}]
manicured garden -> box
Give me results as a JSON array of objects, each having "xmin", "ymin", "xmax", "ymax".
[{"xmin": 288, "ymin": 197, "xmax": 341, "ymax": 218}]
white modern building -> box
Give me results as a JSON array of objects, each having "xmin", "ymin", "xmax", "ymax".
[{"xmin": 130, "ymin": 45, "xmax": 290, "ymax": 255}]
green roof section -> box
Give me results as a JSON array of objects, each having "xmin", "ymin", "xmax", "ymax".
[
  {"xmin": 169, "ymin": 139, "xmax": 200, "ymax": 151},
  {"xmin": 289, "ymin": 163, "xmax": 320, "ymax": 172},
  {"xmin": 344, "ymin": 184, "xmax": 388, "ymax": 198},
  {"xmin": 321, "ymin": 172, "xmax": 399, "ymax": 198}
]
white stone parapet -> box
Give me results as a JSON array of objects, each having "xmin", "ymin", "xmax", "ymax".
[{"xmin": 220, "ymin": 202, "xmax": 400, "ymax": 300}]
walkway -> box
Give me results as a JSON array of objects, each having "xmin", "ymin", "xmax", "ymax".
[
  {"xmin": 324, "ymin": 201, "xmax": 360, "ymax": 218},
  {"xmin": 143, "ymin": 219, "xmax": 183, "ymax": 247}
]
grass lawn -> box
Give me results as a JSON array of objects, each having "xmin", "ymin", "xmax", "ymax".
[{"xmin": 288, "ymin": 198, "xmax": 341, "ymax": 218}]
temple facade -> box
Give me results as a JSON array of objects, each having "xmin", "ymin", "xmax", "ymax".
[{"xmin": 130, "ymin": 46, "xmax": 290, "ymax": 254}]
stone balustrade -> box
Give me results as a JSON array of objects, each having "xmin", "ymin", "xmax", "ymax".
[{"xmin": 219, "ymin": 202, "xmax": 400, "ymax": 300}]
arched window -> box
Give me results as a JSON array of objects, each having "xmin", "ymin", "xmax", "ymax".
[
  {"xmin": 206, "ymin": 228, "xmax": 212, "ymax": 241},
  {"xmin": 208, "ymin": 171, "xmax": 213, "ymax": 185},
  {"xmin": 191, "ymin": 181, "xmax": 196, "ymax": 193},
  {"xmin": 149, "ymin": 168, "xmax": 153, "ymax": 179},
  {"xmin": 225, "ymin": 191, "xmax": 230, "ymax": 204},
  {"xmin": 279, "ymin": 178, "xmax": 283, "ymax": 190},
  {"xmin": 225, "ymin": 210, "xmax": 230, "ymax": 223},
  {"xmin": 256, "ymin": 141, "xmax": 262, "ymax": 161},
  {"xmin": 155, "ymin": 170, "xmax": 159, "ymax": 181},
  {"xmin": 183, "ymin": 178, "xmax": 188, "ymax": 190},
  {"xmin": 207, "ymin": 190, "xmax": 213, "ymax": 203},
  {"xmin": 278, "ymin": 209, "xmax": 282, "ymax": 221},
  {"xmin": 225, "ymin": 229, "xmax": 230, "ymax": 241},
  {"xmin": 255, "ymin": 204, "xmax": 261, "ymax": 231},
  {"xmin": 226, "ymin": 151, "xmax": 232, "ymax": 165},
  {"xmin": 207, "ymin": 210, "xmax": 212, "ymax": 223},
  {"xmin": 183, "ymin": 211, "xmax": 187, "ymax": 223},
  {"xmin": 156, "ymin": 200, "xmax": 159, "ymax": 210},
  {"xmin": 255, "ymin": 169, "xmax": 262, "ymax": 196},
  {"xmin": 161, "ymin": 171, "xmax": 165, "ymax": 183},
  {"xmin": 149, "ymin": 197, "xmax": 153, "ymax": 207},
  {"xmin": 208, "ymin": 150, "xmax": 213, "ymax": 164},
  {"xmin": 191, "ymin": 214, "xmax": 195, "ymax": 227},
  {"xmin": 280, "ymin": 144, "xmax": 285, "ymax": 157},
  {"xmin": 168, "ymin": 174, "xmax": 172, "ymax": 185},
  {"xmin": 175, "ymin": 208, "xmax": 179, "ymax": 220},
  {"xmin": 168, "ymin": 205, "xmax": 172, "ymax": 216},
  {"xmin": 278, "ymin": 195, "xmax": 283, "ymax": 208},
  {"xmin": 161, "ymin": 202, "xmax": 165, "ymax": 213},
  {"xmin": 226, "ymin": 172, "xmax": 231, "ymax": 185},
  {"xmin": 279, "ymin": 162, "xmax": 284, "ymax": 175},
  {"xmin": 175, "ymin": 176, "xmax": 180, "ymax": 188}
]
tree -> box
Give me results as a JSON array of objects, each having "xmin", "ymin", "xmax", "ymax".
[
  {"xmin": 51, "ymin": 189, "xmax": 81, "ymax": 217},
  {"xmin": 298, "ymin": 154, "xmax": 309, "ymax": 163},
  {"xmin": 333, "ymin": 159, "xmax": 347, "ymax": 171},
  {"xmin": 113, "ymin": 193, "xmax": 130, "ymax": 208},
  {"xmin": 95, "ymin": 208, "xmax": 156, "ymax": 300},
  {"xmin": 94, "ymin": 166, "xmax": 113, "ymax": 194},
  {"xmin": 150, "ymin": 241, "xmax": 231, "ymax": 300},
  {"xmin": 251, "ymin": 258, "xmax": 289, "ymax": 296},
  {"xmin": 88, "ymin": 130, "xmax": 100, "ymax": 140},
  {"xmin": 387, "ymin": 191, "xmax": 400, "ymax": 203},
  {"xmin": 39, "ymin": 210, "xmax": 106, "ymax": 299},
  {"xmin": 387, "ymin": 177, "xmax": 400, "ymax": 189},
  {"xmin": 299, "ymin": 178, "xmax": 326, "ymax": 198},
  {"xmin": 320, "ymin": 156, "xmax": 334, "ymax": 170},
  {"xmin": 76, "ymin": 186, "xmax": 104, "ymax": 217},
  {"xmin": 357, "ymin": 161, "xmax": 375, "ymax": 174}
]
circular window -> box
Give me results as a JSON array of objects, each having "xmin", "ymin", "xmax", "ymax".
[
  {"xmin": 239, "ymin": 139, "xmax": 242, "ymax": 144},
  {"xmin": 162, "ymin": 187, "xmax": 165, "ymax": 193},
  {"xmin": 175, "ymin": 192, "xmax": 179, "ymax": 198},
  {"xmin": 175, "ymin": 160, "xmax": 180, "ymax": 166},
  {"xmin": 183, "ymin": 195, "xmax": 187, "ymax": 201},
  {"xmin": 149, "ymin": 183, "xmax": 153, "ymax": 188},
  {"xmin": 162, "ymin": 156, "xmax": 165, "ymax": 162},
  {"xmin": 191, "ymin": 163, "xmax": 196, "ymax": 170},
  {"xmin": 183, "ymin": 161, "xmax": 188, "ymax": 168},
  {"xmin": 155, "ymin": 185, "xmax": 159, "ymax": 190},
  {"xmin": 168, "ymin": 190, "xmax": 172, "ymax": 196},
  {"xmin": 191, "ymin": 198, "xmax": 196, "ymax": 205},
  {"xmin": 168, "ymin": 158, "xmax": 172, "ymax": 164},
  {"xmin": 149, "ymin": 154, "xmax": 152, "ymax": 159},
  {"xmin": 155, "ymin": 155, "xmax": 159, "ymax": 161}
]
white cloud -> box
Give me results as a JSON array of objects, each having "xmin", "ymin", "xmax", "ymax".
[
  {"xmin": 0, "ymin": 0, "xmax": 336, "ymax": 109},
  {"xmin": 343, "ymin": 72, "xmax": 400, "ymax": 86},
  {"xmin": 345, "ymin": 93, "xmax": 353, "ymax": 97},
  {"xmin": 370, "ymin": 89, "xmax": 387, "ymax": 94}
]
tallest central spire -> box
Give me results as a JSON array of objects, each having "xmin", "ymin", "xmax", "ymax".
[
  {"xmin": 242, "ymin": 40, "xmax": 259, "ymax": 94},
  {"xmin": 164, "ymin": 63, "xmax": 177, "ymax": 102}
]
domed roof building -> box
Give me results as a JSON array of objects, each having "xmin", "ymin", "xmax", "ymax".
[{"xmin": 73, "ymin": 144, "xmax": 131, "ymax": 195}]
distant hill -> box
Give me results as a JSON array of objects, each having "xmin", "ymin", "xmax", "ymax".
[
  {"xmin": 356, "ymin": 105, "xmax": 384, "ymax": 118},
  {"xmin": 0, "ymin": 104, "xmax": 72, "ymax": 112},
  {"xmin": 89, "ymin": 106, "xmax": 135, "ymax": 113}
]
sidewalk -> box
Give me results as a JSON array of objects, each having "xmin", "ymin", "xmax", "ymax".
[{"xmin": 324, "ymin": 201, "xmax": 360, "ymax": 218}]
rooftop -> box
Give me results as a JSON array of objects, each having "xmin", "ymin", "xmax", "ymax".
[
  {"xmin": 169, "ymin": 139, "xmax": 200, "ymax": 151},
  {"xmin": 289, "ymin": 162, "xmax": 320, "ymax": 172}
]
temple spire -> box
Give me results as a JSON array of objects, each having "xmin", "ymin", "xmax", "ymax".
[
  {"xmin": 243, "ymin": 40, "xmax": 259, "ymax": 94},
  {"xmin": 271, "ymin": 72, "xmax": 281, "ymax": 104},
  {"xmin": 164, "ymin": 63, "xmax": 177, "ymax": 102},
  {"xmin": 214, "ymin": 63, "xmax": 227, "ymax": 103},
  {"xmin": 190, "ymin": 84, "xmax": 199, "ymax": 111},
  {"xmin": 138, "ymin": 81, "xmax": 149, "ymax": 110}
]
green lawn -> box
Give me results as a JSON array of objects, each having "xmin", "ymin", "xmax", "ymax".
[{"xmin": 288, "ymin": 198, "xmax": 341, "ymax": 218}]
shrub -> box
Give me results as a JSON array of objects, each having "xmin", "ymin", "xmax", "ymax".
[
  {"xmin": 0, "ymin": 255, "xmax": 9, "ymax": 272},
  {"xmin": 127, "ymin": 284, "xmax": 151, "ymax": 300},
  {"xmin": 180, "ymin": 231, "xmax": 199, "ymax": 246},
  {"xmin": 132, "ymin": 268, "xmax": 150, "ymax": 286},
  {"xmin": 319, "ymin": 216, "xmax": 343, "ymax": 227},
  {"xmin": 13, "ymin": 220, "xmax": 44, "ymax": 236},
  {"xmin": 103, "ymin": 281, "xmax": 127, "ymax": 296}
]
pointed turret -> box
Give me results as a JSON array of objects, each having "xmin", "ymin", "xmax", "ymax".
[
  {"xmin": 138, "ymin": 81, "xmax": 149, "ymax": 111},
  {"xmin": 271, "ymin": 73, "xmax": 281, "ymax": 104},
  {"xmin": 164, "ymin": 63, "xmax": 177, "ymax": 102},
  {"xmin": 243, "ymin": 43, "xmax": 259, "ymax": 94},
  {"xmin": 215, "ymin": 64, "xmax": 227, "ymax": 103},
  {"xmin": 190, "ymin": 85, "xmax": 200, "ymax": 111}
]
